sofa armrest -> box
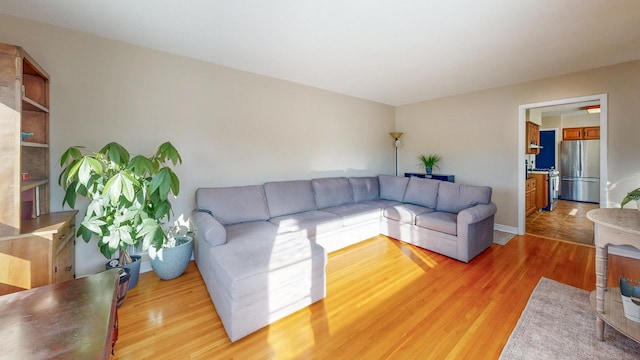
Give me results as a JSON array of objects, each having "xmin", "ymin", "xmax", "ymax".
[
  {"xmin": 457, "ymin": 203, "xmax": 497, "ymax": 226},
  {"xmin": 191, "ymin": 210, "xmax": 227, "ymax": 247}
]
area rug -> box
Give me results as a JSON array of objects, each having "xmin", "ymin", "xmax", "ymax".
[
  {"xmin": 493, "ymin": 230, "xmax": 516, "ymax": 245},
  {"xmin": 500, "ymin": 278, "xmax": 640, "ymax": 359}
]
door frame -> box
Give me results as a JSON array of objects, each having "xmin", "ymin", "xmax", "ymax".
[{"xmin": 517, "ymin": 94, "xmax": 608, "ymax": 235}]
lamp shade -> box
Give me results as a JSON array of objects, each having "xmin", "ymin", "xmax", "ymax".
[{"xmin": 389, "ymin": 132, "xmax": 403, "ymax": 139}]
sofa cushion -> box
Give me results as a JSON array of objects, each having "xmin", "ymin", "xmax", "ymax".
[
  {"xmin": 360, "ymin": 199, "xmax": 402, "ymax": 210},
  {"xmin": 383, "ymin": 203, "xmax": 434, "ymax": 224},
  {"xmin": 379, "ymin": 175, "xmax": 409, "ymax": 202},
  {"xmin": 321, "ymin": 203, "xmax": 381, "ymax": 226},
  {"xmin": 312, "ymin": 177, "xmax": 354, "ymax": 209},
  {"xmin": 435, "ymin": 182, "xmax": 492, "ymax": 214},
  {"xmin": 403, "ymin": 177, "xmax": 440, "ymax": 209},
  {"xmin": 225, "ymin": 221, "xmax": 281, "ymax": 242},
  {"xmin": 349, "ymin": 177, "xmax": 380, "ymax": 202},
  {"xmin": 415, "ymin": 211, "xmax": 458, "ymax": 236},
  {"xmin": 269, "ymin": 210, "xmax": 342, "ymax": 237},
  {"xmin": 196, "ymin": 186, "xmax": 270, "ymax": 225},
  {"xmin": 264, "ymin": 180, "xmax": 317, "ymax": 218},
  {"xmin": 210, "ymin": 234, "xmax": 326, "ymax": 302}
]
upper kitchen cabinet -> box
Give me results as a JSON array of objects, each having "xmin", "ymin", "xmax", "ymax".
[
  {"xmin": 563, "ymin": 126, "xmax": 600, "ymax": 140},
  {"xmin": 0, "ymin": 43, "xmax": 50, "ymax": 236},
  {"xmin": 526, "ymin": 121, "xmax": 540, "ymax": 154}
]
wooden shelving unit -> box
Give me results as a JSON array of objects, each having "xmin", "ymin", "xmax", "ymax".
[{"xmin": 0, "ymin": 43, "xmax": 76, "ymax": 295}]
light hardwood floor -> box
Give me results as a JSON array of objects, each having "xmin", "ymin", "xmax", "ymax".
[{"xmin": 113, "ymin": 235, "xmax": 638, "ymax": 359}]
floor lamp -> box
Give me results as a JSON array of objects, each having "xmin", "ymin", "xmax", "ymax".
[{"xmin": 389, "ymin": 132, "xmax": 403, "ymax": 176}]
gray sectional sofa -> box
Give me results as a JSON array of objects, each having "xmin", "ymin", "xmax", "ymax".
[{"xmin": 190, "ymin": 175, "xmax": 497, "ymax": 341}]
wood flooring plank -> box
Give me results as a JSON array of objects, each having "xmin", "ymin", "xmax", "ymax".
[{"xmin": 112, "ymin": 234, "xmax": 639, "ymax": 359}]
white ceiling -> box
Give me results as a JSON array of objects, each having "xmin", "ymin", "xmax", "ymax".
[{"xmin": 1, "ymin": 0, "xmax": 639, "ymax": 106}]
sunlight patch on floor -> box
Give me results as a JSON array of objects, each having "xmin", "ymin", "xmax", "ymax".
[{"xmin": 569, "ymin": 208, "xmax": 578, "ymax": 216}]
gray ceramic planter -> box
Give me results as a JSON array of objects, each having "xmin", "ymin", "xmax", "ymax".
[{"xmin": 149, "ymin": 236, "xmax": 193, "ymax": 280}]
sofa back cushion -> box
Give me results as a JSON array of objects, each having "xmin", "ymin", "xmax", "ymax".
[
  {"xmin": 264, "ymin": 180, "xmax": 317, "ymax": 217},
  {"xmin": 196, "ymin": 185, "xmax": 270, "ymax": 225},
  {"xmin": 435, "ymin": 181, "xmax": 492, "ymax": 213},
  {"xmin": 403, "ymin": 176, "xmax": 440, "ymax": 208},
  {"xmin": 378, "ymin": 175, "xmax": 409, "ymax": 202},
  {"xmin": 349, "ymin": 177, "xmax": 380, "ymax": 202},
  {"xmin": 312, "ymin": 177, "xmax": 354, "ymax": 209}
]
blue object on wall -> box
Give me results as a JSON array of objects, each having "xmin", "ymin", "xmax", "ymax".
[{"xmin": 536, "ymin": 130, "xmax": 556, "ymax": 168}]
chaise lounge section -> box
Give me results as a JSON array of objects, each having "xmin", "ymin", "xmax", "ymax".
[{"xmin": 191, "ymin": 175, "xmax": 497, "ymax": 341}]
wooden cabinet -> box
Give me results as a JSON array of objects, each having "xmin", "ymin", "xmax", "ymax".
[
  {"xmin": 0, "ymin": 43, "xmax": 50, "ymax": 236},
  {"xmin": 563, "ymin": 126, "xmax": 600, "ymax": 140},
  {"xmin": 526, "ymin": 121, "xmax": 540, "ymax": 154},
  {"xmin": 526, "ymin": 178, "xmax": 537, "ymax": 217},
  {"xmin": 0, "ymin": 211, "xmax": 77, "ymax": 295},
  {"xmin": 530, "ymin": 173, "xmax": 549, "ymax": 210},
  {"xmin": 0, "ymin": 44, "xmax": 76, "ymax": 296},
  {"xmin": 583, "ymin": 126, "xmax": 600, "ymax": 140}
]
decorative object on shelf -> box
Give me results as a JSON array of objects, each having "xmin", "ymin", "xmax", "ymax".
[
  {"xmin": 148, "ymin": 226, "xmax": 193, "ymax": 280},
  {"xmin": 389, "ymin": 132, "xmax": 403, "ymax": 176},
  {"xmin": 621, "ymin": 187, "xmax": 640, "ymax": 210},
  {"xmin": 58, "ymin": 141, "xmax": 182, "ymax": 288},
  {"xmin": 619, "ymin": 278, "xmax": 640, "ymax": 322},
  {"xmin": 21, "ymin": 132, "xmax": 33, "ymax": 141},
  {"xmin": 418, "ymin": 154, "xmax": 441, "ymax": 175}
]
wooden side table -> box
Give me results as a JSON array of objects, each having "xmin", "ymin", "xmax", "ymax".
[
  {"xmin": 0, "ymin": 268, "xmax": 121, "ymax": 359},
  {"xmin": 587, "ymin": 208, "xmax": 640, "ymax": 342}
]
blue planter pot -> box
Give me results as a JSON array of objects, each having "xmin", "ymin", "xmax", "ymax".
[
  {"xmin": 106, "ymin": 255, "xmax": 142, "ymax": 289},
  {"xmin": 149, "ymin": 236, "xmax": 193, "ymax": 280}
]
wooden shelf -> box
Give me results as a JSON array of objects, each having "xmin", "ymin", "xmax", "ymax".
[
  {"xmin": 21, "ymin": 141, "xmax": 49, "ymax": 148},
  {"xmin": 22, "ymin": 96, "xmax": 49, "ymax": 113},
  {"xmin": 590, "ymin": 288, "xmax": 640, "ymax": 343},
  {"xmin": 20, "ymin": 178, "xmax": 48, "ymax": 191}
]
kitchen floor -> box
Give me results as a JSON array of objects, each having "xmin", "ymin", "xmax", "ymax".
[{"xmin": 526, "ymin": 199, "xmax": 599, "ymax": 246}]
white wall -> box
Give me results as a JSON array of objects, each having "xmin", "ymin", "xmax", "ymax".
[
  {"xmin": 396, "ymin": 61, "xmax": 640, "ymax": 230},
  {"xmin": 0, "ymin": 14, "xmax": 395, "ymax": 275}
]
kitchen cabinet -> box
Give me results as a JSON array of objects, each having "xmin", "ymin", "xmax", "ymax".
[
  {"xmin": 526, "ymin": 178, "xmax": 537, "ymax": 217},
  {"xmin": 530, "ymin": 173, "xmax": 549, "ymax": 210},
  {"xmin": 526, "ymin": 121, "xmax": 540, "ymax": 154},
  {"xmin": 563, "ymin": 126, "xmax": 600, "ymax": 140},
  {"xmin": 584, "ymin": 126, "xmax": 600, "ymax": 140}
]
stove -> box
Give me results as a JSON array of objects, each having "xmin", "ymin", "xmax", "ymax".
[{"xmin": 532, "ymin": 168, "xmax": 560, "ymax": 176}]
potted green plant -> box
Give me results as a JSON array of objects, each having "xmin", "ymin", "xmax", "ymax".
[
  {"xmin": 148, "ymin": 225, "xmax": 194, "ymax": 280},
  {"xmin": 621, "ymin": 187, "xmax": 640, "ymax": 210},
  {"xmin": 418, "ymin": 154, "xmax": 442, "ymax": 175},
  {"xmin": 58, "ymin": 141, "xmax": 182, "ymax": 288}
]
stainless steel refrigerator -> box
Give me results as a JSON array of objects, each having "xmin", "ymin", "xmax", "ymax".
[{"xmin": 560, "ymin": 140, "xmax": 600, "ymax": 203}]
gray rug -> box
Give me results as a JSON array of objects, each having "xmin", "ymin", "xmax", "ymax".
[
  {"xmin": 493, "ymin": 230, "xmax": 516, "ymax": 245},
  {"xmin": 500, "ymin": 278, "xmax": 640, "ymax": 359}
]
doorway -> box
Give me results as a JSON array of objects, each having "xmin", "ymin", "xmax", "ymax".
[{"xmin": 517, "ymin": 94, "xmax": 608, "ymax": 236}]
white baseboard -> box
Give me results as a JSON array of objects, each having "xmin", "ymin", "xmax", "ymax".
[{"xmin": 494, "ymin": 223, "xmax": 518, "ymax": 234}]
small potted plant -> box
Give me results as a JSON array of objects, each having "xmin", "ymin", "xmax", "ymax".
[
  {"xmin": 58, "ymin": 141, "xmax": 182, "ymax": 289},
  {"xmin": 418, "ymin": 154, "xmax": 442, "ymax": 175},
  {"xmin": 621, "ymin": 187, "xmax": 640, "ymax": 210},
  {"xmin": 148, "ymin": 225, "xmax": 194, "ymax": 280}
]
